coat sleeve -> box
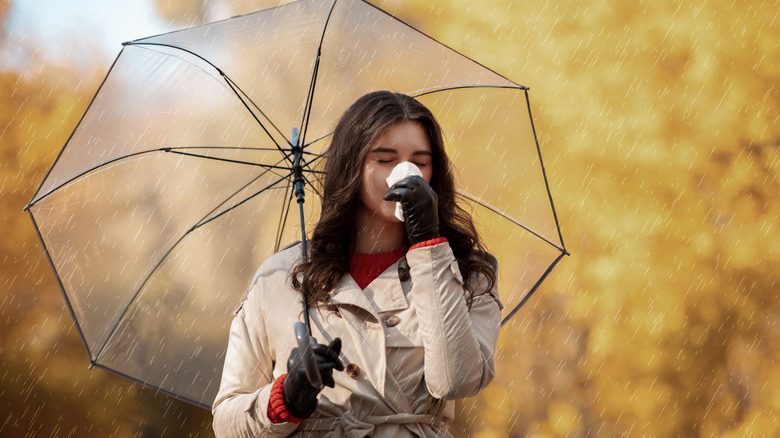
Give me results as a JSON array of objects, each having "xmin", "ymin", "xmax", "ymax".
[
  {"xmin": 405, "ymin": 242, "xmax": 502, "ymax": 400},
  {"xmin": 211, "ymin": 275, "xmax": 298, "ymax": 438}
]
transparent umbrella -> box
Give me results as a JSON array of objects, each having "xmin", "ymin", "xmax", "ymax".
[{"xmin": 25, "ymin": 0, "xmax": 568, "ymax": 409}]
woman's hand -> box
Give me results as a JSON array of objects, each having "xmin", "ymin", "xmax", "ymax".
[
  {"xmin": 283, "ymin": 338, "xmax": 344, "ymax": 419},
  {"xmin": 384, "ymin": 175, "xmax": 439, "ymax": 245}
]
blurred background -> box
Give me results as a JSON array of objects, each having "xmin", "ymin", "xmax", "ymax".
[{"xmin": 1, "ymin": 0, "xmax": 777, "ymax": 436}]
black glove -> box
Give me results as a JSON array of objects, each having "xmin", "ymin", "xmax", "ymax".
[
  {"xmin": 384, "ymin": 175, "xmax": 440, "ymax": 245},
  {"xmin": 283, "ymin": 338, "xmax": 344, "ymax": 419}
]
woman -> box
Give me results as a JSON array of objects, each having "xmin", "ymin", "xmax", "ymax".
[{"xmin": 212, "ymin": 91, "xmax": 502, "ymax": 437}]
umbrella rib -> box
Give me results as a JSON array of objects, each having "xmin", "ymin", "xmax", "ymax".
[
  {"xmin": 303, "ymin": 131, "xmax": 332, "ymax": 149},
  {"xmin": 500, "ymin": 251, "xmax": 566, "ymax": 326},
  {"xmin": 304, "ymin": 176, "xmax": 323, "ymax": 199},
  {"xmin": 298, "ymin": 83, "xmax": 524, "ymax": 149},
  {"xmin": 222, "ymin": 74, "xmax": 291, "ymax": 155},
  {"xmin": 297, "ymin": 84, "xmax": 527, "ymax": 150},
  {"xmin": 189, "ymin": 148, "xmax": 295, "ymax": 231},
  {"xmin": 192, "ymin": 169, "xmax": 294, "ymax": 231},
  {"xmin": 26, "ymin": 147, "xmax": 292, "ymax": 208},
  {"xmin": 92, "ymin": 171, "xmax": 294, "ymax": 363},
  {"xmin": 27, "ymin": 148, "xmax": 177, "ymax": 208},
  {"xmin": 166, "ymin": 149, "xmax": 294, "ymax": 174},
  {"xmin": 172, "ymin": 146, "xmax": 288, "ymax": 152},
  {"xmin": 302, "ymin": 171, "xmax": 324, "ymax": 199},
  {"xmin": 274, "ymin": 175, "xmax": 296, "ymax": 253},
  {"xmin": 413, "ymin": 84, "xmax": 528, "ymax": 98},
  {"xmin": 127, "ymin": 41, "xmax": 289, "ymax": 156},
  {"xmin": 26, "ymin": 210, "xmax": 95, "ymax": 362},
  {"xmin": 301, "ymin": 153, "xmax": 327, "ymax": 195},
  {"xmin": 298, "ymin": 0, "xmax": 338, "ymax": 147},
  {"xmin": 524, "ymin": 89, "xmax": 568, "ymax": 253},
  {"xmin": 299, "ymin": 57, "xmax": 321, "ymax": 147},
  {"xmin": 457, "ymin": 189, "xmax": 569, "ymax": 255}
]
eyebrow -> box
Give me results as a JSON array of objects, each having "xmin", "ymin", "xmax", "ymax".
[{"xmin": 369, "ymin": 147, "xmax": 432, "ymax": 156}]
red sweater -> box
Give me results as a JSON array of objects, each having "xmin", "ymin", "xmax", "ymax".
[{"xmin": 349, "ymin": 246, "xmax": 407, "ymax": 289}]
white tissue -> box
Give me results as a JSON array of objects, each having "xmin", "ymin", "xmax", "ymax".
[{"xmin": 386, "ymin": 162, "xmax": 423, "ymax": 221}]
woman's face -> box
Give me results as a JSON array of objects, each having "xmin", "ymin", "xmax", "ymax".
[{"xmin": 357, "ymin": 121, "xmax": 434, "ymax": 226}]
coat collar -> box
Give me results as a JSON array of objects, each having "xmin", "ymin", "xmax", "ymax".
[{"xmin": 329, "ymin": 259, "xmax": 410, "ymax": 318}]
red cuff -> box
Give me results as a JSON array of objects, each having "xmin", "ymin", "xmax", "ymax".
[
  {"xmin": 409, "ymin": 237, "xmax": 448, "ymax": 251},
  {"xmin": 267, "ymin": 374, "xmax": 306, "ymax": 424}
]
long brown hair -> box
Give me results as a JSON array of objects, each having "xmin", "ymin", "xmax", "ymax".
[{"xmin": 292, "ymin": 91, "xmax": 496, "ymax": 306}]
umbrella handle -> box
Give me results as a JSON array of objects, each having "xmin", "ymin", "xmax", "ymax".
[{"xmin": 293, "ymin": 322, "xmax": 323, "ymax": 390}]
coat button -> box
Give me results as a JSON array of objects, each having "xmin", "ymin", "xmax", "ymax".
[
  {"xmin": 384, "ymin": 314, "xmax": 401, "ymax": 327},
  {"xmin": 346, "ymin": 363, "xmax": 360, "ymax": 379}
]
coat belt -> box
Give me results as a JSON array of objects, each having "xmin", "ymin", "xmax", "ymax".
[{"xmin": 301, "ymin": 412, "xmax": 441, "ymax": 437}]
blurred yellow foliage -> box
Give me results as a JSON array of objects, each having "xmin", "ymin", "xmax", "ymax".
[{"xmin": 397, "ymin": 0, "xmax": 779, "ymax": 436}]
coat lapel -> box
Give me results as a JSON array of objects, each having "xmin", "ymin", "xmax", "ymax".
[
  {"xmin": 323, "ymin": 274, "xmax": 388, "ymax": 395},
  {"xmin": 361, "ymin": 261, "xmax": 410, "ymax": 314},
  {"xmin": 316, "ymin": 260, "xmax": 411, "ymax": 400}
]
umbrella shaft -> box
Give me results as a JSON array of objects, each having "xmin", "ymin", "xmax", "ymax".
[
  {"xmin": 295, "ymin": 170, "xmax": 312, "ymax": 336},
  {"xmin": 291, "ymin": 128, "xmax": 312, "ymax": 336}
]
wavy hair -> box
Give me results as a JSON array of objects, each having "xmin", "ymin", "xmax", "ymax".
[{"xmin": 292, "ymin": 91, "xmax": 496, "ymax": 307}]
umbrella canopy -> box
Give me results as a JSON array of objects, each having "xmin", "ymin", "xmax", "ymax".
[{"xmin": 26, "ymin": 0, "xmax": 567, "ymax": 409}]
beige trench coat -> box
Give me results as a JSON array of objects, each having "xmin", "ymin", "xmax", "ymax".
[{"xmin": 212, "ymin": 242, "xmax": 502, "ymax": 437}]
